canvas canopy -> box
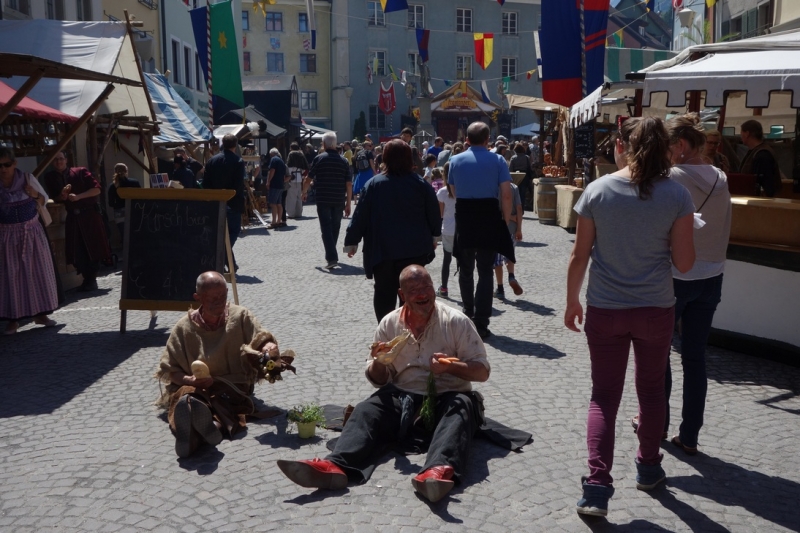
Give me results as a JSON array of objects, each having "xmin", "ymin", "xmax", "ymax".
[
  {"xmin": 0, "ymin": 80, "xmax": 77, "ymax": 123},
  {"xmin": 0, "ymin": 20, "xmax": 155, "ymax": 123},
  {"xmin": 639, "ymin": 29, "xmax": 800, "ymax": 109},
  {"xmin": 144, "ymin": 73, "xmax": 213, "ymax": 145},
  {"xmin": 506, "ymin": 95, "xmax": 564, "ymax": 113}
]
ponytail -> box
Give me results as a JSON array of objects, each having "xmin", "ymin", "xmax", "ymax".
[{"xmin": 626, "ymin": 117, "xmax": 671, "ymax": 200}]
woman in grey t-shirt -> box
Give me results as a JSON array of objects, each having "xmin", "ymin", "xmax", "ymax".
[{"xmin": 565, "ymin": 117, "xmax": 696, "ymax": 517}]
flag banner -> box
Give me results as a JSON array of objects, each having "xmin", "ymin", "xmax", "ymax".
[
  {"xmin": 647, "ymin": 0, "xmax": 655, "ymax": 11},
  {"xmin": 526, "ymin": 70, "xmax": 534, "ymax": 80},
  {"xmin": 270, "ymin": 37, "xmax": 280, "ymax": 50},
  {"xmin": 367, "ymin": 62, "xmax": 373, "ymax": 84},
  {"xmin": 705, "ymin": 0, "xmax": 716, "ymax": 7},
  {"xmin": 305, "ymin": 0, "xmax": 317, "ymax": 49},
  {"xmin": 379, "ymin": 82, "xmax": 397, "ymax": 115},
  {"xmin": 502, "ymin": 76, "xmax": 510, "ymax": 94},
  {"xmin": 416, "ymin": 29, "xmax": 430, "ymax": 63},
  {"xmin": 480, "ymin": 81, "xmax": 491, "ymax": 104},
  {"xmin": 190, "ymin": 1, "xmax": 244, "ymax": 108},
  {"xmin": 303, "ymin": 38, "xmax": 310, "ymax": 50},
  {"xmin": 380, "ymin": 0, "xmax": 408, "ymax": 13},
  {"xmin": 474, "ymin": 33, "xmax": 494, "ymax": 70},
  {"xmin": 540, "ymin": 0, "xmax": 610, "ymax": 107},
  {"xmin": 497, "ymin": 0, "xmax": 506, "ymax": 5},
  {"xmin": 401, "ymin": 70, "xmax": 407, "ymax": 86},
  {"xmin": 534, "ymin": 31, "xmax": 543, "ymax": 79},
  {"xmin": 389, "ymin": 65, "xmax": 399, "ymax": 81}
]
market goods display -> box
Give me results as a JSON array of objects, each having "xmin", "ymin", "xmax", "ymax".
[{"xmin": 543, "ymin": 166, "xmax": 568, "ymax": 177}]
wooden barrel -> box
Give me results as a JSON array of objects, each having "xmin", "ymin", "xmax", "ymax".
[{"xmin": 537, "ymin": 177, "xmax": 561, "ymax": 225}]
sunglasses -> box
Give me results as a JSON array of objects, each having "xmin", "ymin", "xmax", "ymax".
[{"xmin": 0, "ymin": 161, "xmax": 14, "ymax": 168}]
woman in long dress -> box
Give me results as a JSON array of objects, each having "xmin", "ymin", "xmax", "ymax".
[{"xmin": 0, "ymin": 147, "xmax": 59, "ymax": 334}]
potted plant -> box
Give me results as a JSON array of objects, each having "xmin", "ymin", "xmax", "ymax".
[{"xmin": 287, "ymin": 403, "xmax": 326, "ymax": 439}]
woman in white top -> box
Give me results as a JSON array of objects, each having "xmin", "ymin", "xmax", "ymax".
[
  {"xmin": 664, "ymin": 114, "xmax": 732, "ymax": 456},
  {"xmin": 435, "ymin": 162, "xmax": 456, "ymax": 298}
]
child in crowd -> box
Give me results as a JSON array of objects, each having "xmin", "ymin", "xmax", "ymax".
[
  {"xmin": 436, "ymin": 163, "xmax": 456, "ymax": 298},
  {"xmin": 422, "ymin": 154, "xmax": 438, "ymax": 182},
  {"xmin": 430, "ymin": 167, "xmax": 444, "ymax": 193},
  {"xmin": 494, "ymin": 182, "xmax": 524, "ymax": 298}
]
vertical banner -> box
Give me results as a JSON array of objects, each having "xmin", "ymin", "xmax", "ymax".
[
  {"xmin": 533, "ymin": 31, "xmax": 543, "ymax": 79},
  {"xmin": 305, "ymin": 0, "xmax": 316, "ymax": 49},
  {"xmin": 541, "ymin": 0, "xmax": 609, "ymax": 107}
]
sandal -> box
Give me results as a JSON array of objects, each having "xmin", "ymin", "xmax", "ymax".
[{"xmin": 671, "ymin": 435, "xmax": 698, "ymax": 456}]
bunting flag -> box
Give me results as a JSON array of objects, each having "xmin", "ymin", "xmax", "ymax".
[
  {"xmin": 673, "ymin": 0, "xmax": 683, "ymax": 7},
  {"xmin": 540, "ymin": 0, "xmax": 610, "ymax": 107},
  {"xmin": 400, "ymin": 70, "xmax": 407, "ymax": 86},
  {"xmin": 609, "ymin": 29, "xmax": 623, "ymax": 47},
  {"xmin": 305, "ymin": 0, "xmax": 317, "ymax": 49},
  {"xmin": 646, "ymin": 0, "xmax": 655, "ymax": 11},
  {"xmin": 444, "ymin": 80, "xmax": 452, "ymax": 87},
  {"xmin": 303, "ymin": 38, "xmax": 311, "ymax": 50},
  {"xmin": 474, "ymin": 33, "xmax": 494, "ymax": 70},
  {"xmin": 526, "ymin": 70, "xmax": 534, "ymax": 80},
  {"xmin": 497, "ymin": 0, "xmax": 506, "ymax": 5},
  {"xmin": 533, "ymin": 31, "xmax": 542, "ymax": 79},
  {"xmin": 367, "ymin": 62, "xmax": 373, "ymax": 84},
  {"xmin": 706, "ymin": 0, "xmax": 716, "ymax": 7},
  {"xmin": 379, "ymin": 82, "xmax": 396, "ymax": 115},
  {"xmin": 380, "ymin": 0, "xmax": 408, "ymax": 13},
  {"xmin": 372, "ymin": 56, "xmax": 380, "ymax": 77},
  {"xmin": 480, "ymin": 81, "xmax": 491, "ymax": 104},
  {"xmin": 388, "ymin": 64, "xmax": 399, "ymax": 82},
  {"xmin": 416, "ymin": 29, "xmax": 430, "ymax": 63}
]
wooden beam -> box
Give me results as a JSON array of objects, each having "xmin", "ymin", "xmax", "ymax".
[
  {"xmin": 119, "ymin": 142, "xmax": 151, "ymax": 174},
  {"xmin": 0, "ymin": 69, "xmax": 45, "ymax": 124},
  {"xmin": 32, "ymin": 84, "xmax": 116, "ymax": 177}
]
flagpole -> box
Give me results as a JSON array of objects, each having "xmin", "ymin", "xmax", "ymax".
[
  {"xmin": 207, "ymin": 0, "xmax": 214, "ymax": 129},
  {"xmin": 580, "ymin": 0, "xmax": 587, "ymax": 98}
]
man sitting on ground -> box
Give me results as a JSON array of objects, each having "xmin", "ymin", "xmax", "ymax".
[
  {"xmin": 277, "ymin": 265, "xmax": 490, "ymax": 503},
  {"xmin": 156, "ymin": 271, "xmax": 284, "ymax": 458}
]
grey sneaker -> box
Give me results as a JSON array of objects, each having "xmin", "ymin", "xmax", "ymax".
[
  {"xmin": 324, "ymin": 261, "xmax": 338, "ymax": 270},
  {"xmin": 576, "ymin": 478, "xmax": 614, "ymax": 517},
  {"xmin": 635, "ymin": 460, "xmax": 666, "ymax": 491}
]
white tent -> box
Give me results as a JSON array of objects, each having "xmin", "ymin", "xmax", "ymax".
[
  {"xmin": 640, "ymin": 29, "xmax": 800, "ymax": 109},
  {"xmin": 0, "ymin": 20, "xmax": 155, "ymax": 122},
  {"xmin": 511, "ymin": 122, "xmax": 541, "ymax": 136}
]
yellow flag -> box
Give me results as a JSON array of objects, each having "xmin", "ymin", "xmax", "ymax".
[{"xmin": 706, "ymin": 0, "xmax": 716, "ymax": 7}]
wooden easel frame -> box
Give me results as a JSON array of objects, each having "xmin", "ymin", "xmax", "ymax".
[{"xmin": 117, "ymin": 188, "xmax": 238, "ymax": 332}]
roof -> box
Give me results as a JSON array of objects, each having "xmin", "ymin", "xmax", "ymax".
[
  {"xmin": 241, "ymin": 75, "xmax": 297, "ymax": 92},
  {"xmin": 0, "ymin": 20, "xmax": 155, "ymax": 122},
  {"xmin": 640, "ymin": 29, "xmax": 800, "ymax": 108},
  {"xmin": 144, "ymin": 73, "xmax": 213, "ymax": 145},
  {"xmin": 223, "ymin": 106, "xmax": 286, "ymax": 137},
  {"xmin": 0, "ymin": 80, "xmax": 77, "ymax": 123}
]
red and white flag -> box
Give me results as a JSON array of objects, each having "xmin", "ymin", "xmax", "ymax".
[{"xmin": 379, "ymin": 82, "xmax": 396, "ymax": 115}]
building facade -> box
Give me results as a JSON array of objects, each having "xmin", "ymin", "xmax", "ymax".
[
  {"xmin": 101, "ymin": 0, "xmax": 160, "ymax": 75},
  {"xmin": 241, "ymin": 0, "xmax": 331, "ymax": 129},
  {"xmin": 331, "ymin": 0, "xmax": 542, "ymax": 141},
  {"xmin": 2, "ymin": 0, "xmax": 102, "ymax": 20}
]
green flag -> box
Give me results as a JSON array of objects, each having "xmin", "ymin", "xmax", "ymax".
[
  {"xmin": 211, "ymin": 1, "xmax": 244, "ymax": 107},
  {"xmin": 502, "ymin": 76, "xmax": 511, "ymax": 94}
]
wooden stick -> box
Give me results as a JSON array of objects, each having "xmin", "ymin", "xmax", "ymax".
[
  {"xmin": 224, "ymin": 222, "xmax": 239, "ymax": 305},
  {"xmin": 0, "ymin": 69, "xmax": 44, "ymax": 124}
]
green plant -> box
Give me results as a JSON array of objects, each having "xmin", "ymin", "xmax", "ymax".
[
  {"xmin": 353, "ymin": 111, "xmax": 367, "ymax": 141},
  {"xmin": 287, "ymin": 403, "xmax": 326, "ymax": 426}
]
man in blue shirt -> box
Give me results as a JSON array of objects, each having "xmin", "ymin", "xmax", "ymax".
[{"xmin": 447, "ymin": 122, "xmax": 513, "ymax": 338}]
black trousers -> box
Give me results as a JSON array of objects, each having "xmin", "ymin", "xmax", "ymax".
[
  {"xmin": 74, "ymin": 235, "xmax": 99, "ymax": 283},
  {"xmin": 457, "ymin": 248, "xmax": 495, "ymax": 328},
  {"xmin": 326, "ymin": 385, "xmax": 480, "ymax": 483},
  {"xmin": 371, "ymin": 254, "xmax": 430, "ymax": 323}
]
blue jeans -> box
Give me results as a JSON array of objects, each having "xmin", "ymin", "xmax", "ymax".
[
  {"xmin": 457, "ymin": 248, "xmax": 495, "ymax": 328},
  {"xmin": 316, "ymin": 202, "xmax": 344, "ymax": 263},
  {"xmin": 664, "ymin": 274, "xmax": 724, "ymax": 448}
]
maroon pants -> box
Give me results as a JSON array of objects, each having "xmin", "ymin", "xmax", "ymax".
[{"xmin": 584, "ymin": 305, "xmax": 674, "ymax": 486}]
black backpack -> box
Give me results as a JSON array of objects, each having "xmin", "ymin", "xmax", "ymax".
[{"xmin": 355, "ymin": 150, "xmax": 371, "ymax": 171}]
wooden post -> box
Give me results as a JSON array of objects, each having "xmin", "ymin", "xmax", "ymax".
[
  {"xmin": 224, "ymin": 223, "xmax": 239, "ymax": 305},
  {"xmin": 0, "ymin": 69, "xmax": 44, "ymax": 124}
]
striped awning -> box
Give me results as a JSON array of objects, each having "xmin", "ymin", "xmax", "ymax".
[{"xmin": 144, "ymin": 72, "xmax": 213, "ymax": 145}]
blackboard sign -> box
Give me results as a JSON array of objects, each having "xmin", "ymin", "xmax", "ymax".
[
  {"xmin": 117, "ymin": 188, "xmax": 234, "ymax": 330},
  {"xmin": 574, "ymin": 122, "xmax": 596, "ymax": 160}
]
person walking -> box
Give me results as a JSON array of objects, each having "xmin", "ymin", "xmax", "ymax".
[
  {"xmin": 436, "ymin": 163, "xmax": 456, "ymax": 298},
  {"xmin": 285, "ymin": 142, "xmax": 309, "ymax": 219},
  {"xmin": 661, "ymin": 113, "xmax": 732, "ymax": 456},
  {"xmin": 308, "ymin": 132, "xmax": 352, "ymax": 269},
  {"xmin": 344, "ymin": 139, "xmax": 441, "ymax": 322},
  {"xmin": 203, "ymin": 134, "xmax": 246, "ymax": 267},
  {"xmin": 565, "ymin": 117, "xmax": 696, "ymax": 517},
  {"xmin": 447, "ymin": 122, "xmax": 514, "ymax": 339},
  {"xmin": 265, "ymin": 148, "xmax": 287, "ymax": 229},
  {"xmin": 352, "ymin": 140, "xmax": 376, "ymax": 197}
]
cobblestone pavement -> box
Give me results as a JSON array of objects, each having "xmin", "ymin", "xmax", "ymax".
[{"xmin": 2, "ymin": 206, "xmax": 799, "ymax": 533}]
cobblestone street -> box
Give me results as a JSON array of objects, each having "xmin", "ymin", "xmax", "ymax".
[{"xmin": 1, "ymin": 209, "xmax": 799, "ymax": 533}]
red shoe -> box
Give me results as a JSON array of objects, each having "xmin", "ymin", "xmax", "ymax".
[
  {"xmin": 412, "ymin": 465, "xmax": 455, "ymax": 502},
  {"xmin": 276, "ymin": 459, "xmax": 348, "ymax": 490}
]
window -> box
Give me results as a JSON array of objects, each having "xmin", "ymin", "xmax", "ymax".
[
  {"xmin": 242, "ymin": 11, "xmax": 250, "ymax": 31},
  {"xmin": 46, "ymin": 0, "xmax": 65, "ymax": 19},
  {"xmin": 456, "ymin": 55, "xmax": 472, "ymax": 80},
  {"xmin": 367, "ymin": 2, "xmax": 385, "ymax": 27},
  {"xmin": 301, "ymin": 91, "xmax": 318, "ymax": 111},
  {"xmin": 243, "ymin": 51, "xmax": 251, "ymax": 72},
  {"xmin": 184, "ymin": 45, "xmax": 192, "ymax": 89},
  {"xmin": 267, "ymin": 52, "xmax": 284, "ymax": 72},
  {"xmin": 369, "ymin": 50, "xmax": 386, "ymax": 77},
  {"xmin": 300, "ymin": 54, "xmax": 317, "ymax": 73},
  {"xmin": 299, "ymin": 13, "xmax": 309, "ymax": 32},
  {"xmin": 502, "ymin": 57, "xmax": 517, "ymax": 80},
  {"xmin": 369, "ymin": 105, "xmax": 387, "ymax": 129},
  {"xmin": 408, "ymin": 4, "xmax": 424, "ymax": 29},
  {"xmin": 76, "ymin": 0, "xmax": 91, "ymax": 21},
  {"xmin": 266, "ymin": 12, "xmax": 283, "ymax": 32},
  {"xmin": 408, "ymin": 52, "xmax": 420, "ymax": 76},
  {"xmin": 502, "ymin": 12, "xmax": 517, "ymax": 35},
  {"xmin": 195, "ymin": 52, "xmax": 202, "ymax": 89},
  {"xmin": 456, "ymin": 8, "xmax": 472, "ymax": 33},
  {"xmin": 171, "ymin": 39, "xmax": 182, "ymax": 85}
]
